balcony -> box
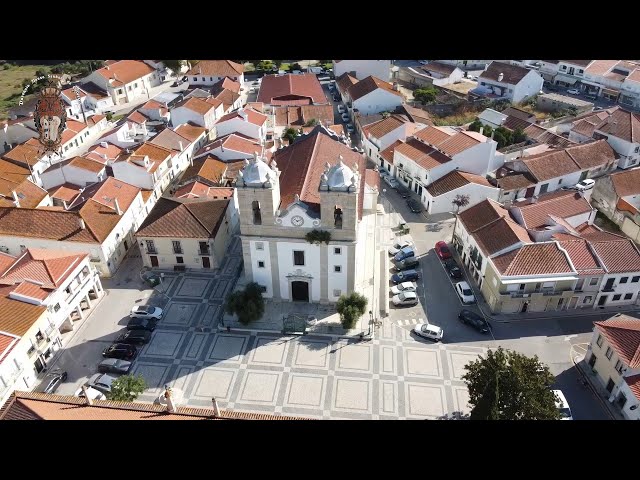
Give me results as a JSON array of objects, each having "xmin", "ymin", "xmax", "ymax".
[
  {"xmin": 198, "ymin": 247, "xmax": 211, "ymax": 256},
  {"xmin": 145, "ymin": 247, "xmax": 158, "ymax": 255},
  {"xmin": 173, "ymin": 248, "xmax": 184, "ymax": 255},
  {"xmin": 509, "ymin": 292, "xmax": 529, "ymax": 298}
]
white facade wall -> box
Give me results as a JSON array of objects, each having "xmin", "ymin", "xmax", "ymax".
[
  {"xmin": 170, "ymin": 107, "xmax": 208, "ymax": 129},
  {"xmin": 277, "ymin": 242, "xmax": 321, "ymax": 302},
  {"xmin": 334, "ymin": 61, "xmax": 391, "ymax": 81},
  {"xmin": 111, "ymin": 162, "xmax": 155, "ymax": 190},
  {"xmin": 600, "ymin": 134, "xmax": 640, "ymax": 169},
  {"xmin": 208, "ymin": 147, "xmax": 253, "ymax": 162},
  {"xmin": 41, "ymin": 164, "xmax": 106, "ymax": 190},
  {"xmin": 215, "ymin": 117, "xmax": 263, "ymax": 140},
  {"xmin": 595, "ymin": 273, "xmax": 640, "ymax": 307},
  {"xmin": 424, "ymin": 184, "xmax": 500, "ymax": 214},
  {"xmin": 617, "ymin": 379, "xmax": 640, "ymax": 420},
  {"xmin": 188, "ymin": 73, "xmax": 244, "ymax": 87},
  {"xmin": 352, "ymin": 89, "xmax": 403, "ymax": 116},
  {"xmin": 249, "ymin": 240, "xmax": 274, "ymax": 297},
  {"xmin": 512, "ymin": 70, "xmax": 544, "ymax": 103},
  {"xmin": 363, "ymin": 123, "xmax": 412, "ymax": 164},
  {"xmin": 327, "ymin": 244, "xmax": 348, "ymax": 302}
]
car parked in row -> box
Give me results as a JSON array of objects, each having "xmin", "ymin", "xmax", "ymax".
[
  {"xmin": 341, "ymin": 113, "xmax": 350, "ymax": 122},
  {"xmin": 127, "ymin": 317, "xmax": 158, "ymax": 332},
  {"xmin": 455, "ymin": 281, "xmax": 476, "ymax": 304},
  {"xmin": 393, "ymin": 246, "xmax": 415, "ymax": 262},
  {"xmin": 458, "ymin": 309, "xmax": 491, "ymax": 334},
  {"xmin": 116, "ymin": 329, "xmax": 152, "ymax": 346},
  {"xmin": 435, "ymin": 241, "xmax": 452, "ymax": 260},
  {"xmin": 383, "ymin": 176, "xmax": 399, "ymax": 189},
  {"xmin": 390, "ymin": 281, "xmax": 417, "ymax": 295},
  {"xmin": 413, "ymin": 322, "xmax": 443, "ymax": 342},
  {"xmin": 392, "ymin": 269, "xmax": 420, "ymax": 283},
  {"xmin": 102, "ymin": 343, "xmax": 138, "ymax": 361},
  {"xmin": 553, "ymin": 390, "xmax": 573, "ymax": 420},
  {"xmin": 444, "ymin": 259, "xmax": 463, "ymax": 280},
  {"xmin": 36, "ymin": 370, "xmax": 68, "ymax": 394},
  {"xmin": 395, "ymin": 184, "xmax": 410, "ymax": 198},
  {"xmin": 130, "ymin": 306, "xmax": 163, "ymax": 320},
  {"xmin": 406, "ymin": 199, "xmax": 423, "ymax": 213},
  {"xmin": 567, "ymin": 88, "xmax": 580, "ymax": 95},
  {"xmin": 98, "ymin": 358, "xmax": 133, "ymax": 375},
  {"xmin": 346, "ymin": 124, "xmax": 355, "ymax": 134},
  {"xmin": 392, "ymin": 291, "xmax": 419, "ymax": 307},
  {"xmin": 337, "ymin": 105, "xmax": 345, "ymax": 114},
  {"xmin": 75, "ymin": 386, "xmax": 107, "ymax": 401},
  {"xmin": 393, "ymin": 257, "xmax": 420, "ymax": 271},
  {"xmin": 388, "ymin": 240, "xmax": 412, "ymax": 256},
  {"xmin": 85, "ymin": 373, "xmax": 117, "ymax": 395}
]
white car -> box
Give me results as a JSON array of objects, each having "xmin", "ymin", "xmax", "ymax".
[
  {"xmin": 567, "ymin": 88, "xmax": 580, "ymax": 95},
  {"xmin": 388, "ymin": 240, "xmax": 412, "ymax": 256},
  {"xmin": 553, "ymin": 389, "xmax": 573, "ymax": 420},
  {"xmin": 418, "ymin": 60, "xmax": 429, "ymax": 65},
  {"xmin": 341, "ymin": 113, "xmax": 350, "ymax": 122},
  {"xmin": 74, "ymin": 385, "xmax": 107, "ymax": 401},
  {"xmin": 573, "ymin": 178, "xmax": 595, "ymax": 191},
  {"xmin": 337, "ymin": 105, "xmax": 345, "ymax": 114},
  {"xmin": 390, "ymin": 282, "xmax": 417, "ymax": 295},
  {"xmin": 455, "ymin": 281, "xmax": 476, "ymax": 304},
  {"xmin": 413, "ymin": 323, "xmax": 443, "ymax": 342},
  {"xmin": 392, "ymin": 291, "xmax": 419, "ymax": 307},
  {"xmin": 130, "ymin": 305, "xmax": 163, "ymax": 320}
]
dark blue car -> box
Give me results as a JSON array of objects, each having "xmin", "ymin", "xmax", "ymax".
[
  {"xmin": 393, "ymin": 246, "xmax": 415, "ymax": 262},
  {"xmin": 391, "ymin": 269, "xmax": 420, "ymax": 283}
]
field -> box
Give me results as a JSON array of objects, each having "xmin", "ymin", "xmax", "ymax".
[{"xmin": 0, "ymin": 64, "xmax": 50, "ymax": 120}]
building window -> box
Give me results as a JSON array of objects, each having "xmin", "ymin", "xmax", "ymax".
[
  {"xmin": 589, "ymin": 277, "xmax": 599, "ymax": 286},
  {"xmin": 620, "ymin": 277, "xmax": 629, "ymax": 284},
  {"xmin": 201, "ymin": 77, "xmax": 205, "ymax": 82},
  {"xmin": 539, "ymin": 183, "xmax": 549, "ymax": 194},
  {"xmin": 256, "ymin": 242, "xmax": 264, "ymax": 251},
  {"xmin": 134, "ymin": 82, "xmax": 138, "ymax": 88},
  {"xmin": 293, "ymin": 250, "xmax": 305, "ymax": 266},
  {"xmin": 145, "ymin": 240, "xmax": 156, "ymax": 253},
  {"xmin": 624, "ymin": 293, "xmax": 633, "ymax": 300},
  {"xmin": 176, "ymin": 256, "xmax": 184, "ymax": 264},
  {"xmin": 334, "ymin": 247, "xmax": 341, "ymax": 255},
  {"xmin": 583, "ymin": 295, "xmax": 593, "ymax": 304},
  {"xmin": 252, "ymin": 201, "xmax": 262, "ymax": 225},
  {"xmin": 615, "ymin": 359, "xmax": 623, "ymax": 374},
  {"xmin": 53, "ymin": 303, "xmax": 61, "ymax": 312},
  {"xmin": 334, "ymin": 265, "xmax": 341, "ymax": 273},
  {"xmin": 35, "ymin": 330, "xmax": 44, "ymax": 343},
  {"xmin": 632, "ymin": 276, "xmax": 640, "ymax": 283},
  {"xmin": 613, "ymin": 294, "xmax": 622, "ymax": 301},
  {"xmin": 210, "ymin": 77, "xmax": 213, "ymax": 81},
  {"xmin": 334, "ymin": 206, "xmax": 343, "ymax": 229},
  {"xmin": 605, "ymin": 347, "xmax": 613, "ymax": 360},
  {"xmin": 118, "ymin": 89, "xmax": 123, "ymax": 94},
  {"xmin": 172, "ymin": 240, "xmax": 182, "ymax": 254},
  {"xmin": 258, "ymin": 261, "xmax": 265, "ymax": 268},
  {"xmin": 518, "ymin": 283, "xmax": 526, "ymax": 291},
  {"xmin": 333, "ymin": 289, "xmax": 342, "ymax": 297},
  {"xmin": 596, "ymin": 334, "xmax": 603, "ymax": 347}
]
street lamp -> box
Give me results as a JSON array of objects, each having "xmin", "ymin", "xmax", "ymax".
[{"xmin": 368, "ymin": 310, "xmax": 373, "ymax": 336}]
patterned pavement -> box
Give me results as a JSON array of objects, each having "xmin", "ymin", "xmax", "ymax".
[{"xmin": 132, "ymin": 237, "xmax": 485, "ymax": 419}]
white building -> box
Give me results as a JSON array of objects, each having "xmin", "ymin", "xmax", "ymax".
[
  {"xmin": 424, "ymin": 170, "xmax": 500, "ymax": 215},
  {"xmin": 170, "ymin": 97, "xmax": 224, "ymax": 130},
  {"xmin": 334, "ymin": 60, "xmax": 391, "ymax": 81},
  {"xmin": 476, "ymin": 61, "xmax": 543, "ymax": 103},
  {"xmin": 193, "ymin": 133, "xmax": 266, "ymax": 163},
  {"xmin": 361, "ymin": 114, "xmax": 418, "ymax": 167},
  {"xmin": 82, "ymin": 60, "xmax": 161, "ymax": 106},
  {"xmin": 418, "ymin": 61, "xmax": 465, "ymax": 86},
  {"xmin": 347, "ymin": 76, "xmax": 404, "ymax": 116},
  {"xmin": 237, "ymin": 126, "xmax": 365, "ymax": 303},
  {"xmin": 214, "ymin": 107, "xmax": 268, "ymax": 141},
  {"xmin": 186, "ymin": 60, "xmax": 245, "ymax": 87},
  {"xmin": 40, "ymin": 156, "xmax": 107, "ymax": 190}
]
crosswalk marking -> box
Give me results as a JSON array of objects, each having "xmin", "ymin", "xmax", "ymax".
[{"xmin": 396, "ymin": 318, "xmax": 423, "ymax": 326}]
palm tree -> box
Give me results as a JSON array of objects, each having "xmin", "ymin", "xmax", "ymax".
[{"xmin": 451, "ymin": 194, "xmax": 470, "ymax": 243}]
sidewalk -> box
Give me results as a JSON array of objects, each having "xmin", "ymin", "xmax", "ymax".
[{"xmin": 574, "ymin": 358, "xmax": 624, "ymax": 420}]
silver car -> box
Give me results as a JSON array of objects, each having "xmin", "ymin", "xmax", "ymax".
[
  {"xmin": 130, "ymin": 305, "xmax": 163, "ymax": 320},
  {"xmin": 85, "ymin": 373, "xmax": 117, "ymax": 394},
  {"xmin": 392, "ymin": 291, "xmax": 419, "ymax": 307},
  {"xmin": 413, "ymin": 323, "xmax": 443, "ymax": 342},
  {"xmin": 390, "ymin": 281, "xmax": 417, "ymax": 295},
  {"xmin": 388, "ymin": 240, "xmax": 412, "ymax": 256}
]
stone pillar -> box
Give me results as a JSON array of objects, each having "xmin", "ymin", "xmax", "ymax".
[{"xmin": 75, "ymin": 305, "xmax": 84, "ymax": 320}]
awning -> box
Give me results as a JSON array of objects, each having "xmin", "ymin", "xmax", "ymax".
[
  {"xmin": 601, "ymin": 87, "xmax": 620, "ymax": 97},
  {"xmin": 554, "ymin": 74, "xmax": 579, "ymax": 85}
]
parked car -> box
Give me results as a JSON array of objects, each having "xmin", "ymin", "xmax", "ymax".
[
  {"xmin": 333, "ymin": 95, "xmax": 341, "ymax": 102},
  {"xmin": 98, "ymin": 358, "xmax": 132, "ymax": 375},
  {"xmin": 407, "ymin": 199, "xmax": 423, "ymax": 213},
  {"xmin": 455, "ymin": 281, "xmax": 476, "ymax": 304},
  {"xmin": 390, "ymin": 281, "xmax": 417, "ymax": 295},
  {"xmin": 383, "ymin": 176, "xmax": 399, "ymax": 189},
  {"xmin": 392, "ymin": 269, "xmax": 420, "ymax": 283},
  {"xmin": 444, "ymin": 259, "xmax": 463, "ymax": 280},
  {"xmin": 388, "ymin": 240, "xmax": 412, "ymax": 256},
  {"xmin": 392, "ymin": 291, "xmax": 419, "ymax": 307},
  {"xmin": 337, "ymin": 105, "xmax": 345, "ymax": 114},
  {"xmin": 127, "ymin": 317, "xmax": 158, "ymax": 332},
  {"xmin": 328, "ymin": 83, "xmax": 336, "ymax": 90},
  {"xmin": 115, "ymin": 329, "xmax": 152, "ymax": 346},
  {"xmin": 567, "ymin": 88, "xmax": 580, "ymax": 95},
  {"xmin": 171, "ymin": 81, "xmax": 180, "ymax": 87},
  {"xmin": 553, "ymin": 389, "xmax": 573, "ymax": 420},
  {"xmin": 102, "ymin": 343, "xmax": 138, "ymax": 361},
  {"xmin": 435, "ymin": 241, "xmax": 452, "ymax": 260},
  {"xmin": 130, "ymin": 305, "xmax": 163, "ymax": 320},
  {"xmin": 341, "ymin": 113, "xmax": 350, "ymax": 122},
  {"xmin": 393, "ymin": 257, "xmax": 420, "ymax": 271},
  {"xmin": 346, "ymin": 124, "xmax": 355, "ymax": 134},
  {"xmin": 395, "ymin": 184, "xmax": 410, "ymax": 198},
  {"xmin": 85, "ymin": 373, "xmax": 117, "ymax": 395},
  {"xmin": 573, "ymin": 178, "xmax": 595, "ymax": 191},
  {"xmin": 413, "ymin": 323, "xmax": 443, "ymax": 342},
  {"xmin": 393, "ymin": 246, "xmax": 415, "ymax": 262},
  {"xmin": 75, "ymin": 386, "xmax": 106, "ymax": 401},
  {"xmin": 458, "ymin": 309, "xmax": 491, "ymax": 334},
  {"xmin": 36, "ymin": 370, "xmax": 68, "ymax": 394},
  {"xmin": 418, "ymin": 60, "xmax": 429, "ymax": 65}
]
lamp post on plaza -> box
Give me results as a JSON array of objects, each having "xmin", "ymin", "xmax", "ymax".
[{"xmin": 368, "ymin": 310, "xmax": 373, "ymax": 336}]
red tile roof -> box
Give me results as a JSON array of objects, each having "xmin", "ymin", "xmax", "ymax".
[
  {"xmin": 594, "ymin": 315, "xmax": 640, "ymax": 368},
  {"xmin": 395, "ymin": 137, "xmax": 451, "ymax": 170},
  {"xmin": 274, "ymin": 105, "xmax": 334, "ymax": 128},
  {"xmin": 480, "ymin": 61, "xmax": 532, "ymax": 85},
  {"xmin": 136, "ymin": 197, "xmax": 229, "ymax": 239},
  {"xmin": 511, "ymin": 190, "xmax": 593, "ymax": 230},
  {"xmin": 67, "ymin": 156, "xmax": 106, "ymax": 173},
  {"xmin": 187, "ymin": 60, "xmax": 244, "ymax": 77},
  {"xmin": 588, "ymin": 237, "xmax": 640, "ymax": 273},
  {"xmin": 0, "ymin": 178, "xmax": 48, "ymax": 209},
  {"xmin": 257, "ymin": 73, "xmax": 326, "ymax": 106},
  {"xmin": 347, "ymin": 76, "xmax": 403, "ymax": 101},
  {"xmin": 71, "ymin": 176, "xmax": 141, "ymax": 213},
  {"xmin": 492, "ymin": 242, "xmax": 574, "ymax": 276},
  {"xmin": 173, "ymin": 182, "xmax": 234, "ymax": 200},
  {"xmin": 175, "ymin": 97, "xmax": 217, "ymax": 115},
  {"xmin": 180, "ymin": 156, "xmax": 227, "ymax": 185},
  {"xmin": 624, "ymin": 374, "xmax": 640, "ymax": 400},
  {"xmin": 426, "ymin": 170, "xmax": 494, "ymax": 197},
  {"xmin": 364, "ymin": 169, "xmax": 380, "ymax": 190},
  {"xmin": 3, "ymin": 139, "xmax": 44, "ymax": 167},
  {"xmin": 459, "ymin": 198, "xmax": 508, "ymax": 232},
  {"xmin": 380, "ymin": 140, "xmax": 403, "ymax": 164},
  {"xmin": 173, "ymin": 123, "xmax": 206, "ymax": 143},
  {"xmin": 48, "ymin": 183, "xmax": 81, "ymax": 203},
  {"xmin": 611, "ymin": 167, "xmax": 640, "ymax": 197},
  {"xmin": 96, "ymin": 60, "xmax": 155, "ymax": 87},
  {"xmin": 217, "ymin": 107, "xmax": 268, "ymax": 127},
  {"xmin": 0, "ymin": 332, "xmax": 19, "ymax": 366},
  {"xmin": 362, "ymin": 115, "xmax": 408, "ymax": 139},
  {"xmin": 558, "ymin": 239, "xmax": 604, "ymax": 275},
  {"xmin": 87, "ymin": 142, "xmax": 122, "ymax": 163},
  {"xmin": 336, "ymin": 73, "xmax": 358, "ymax": 94},
  {"xmin": 202, "ymin": 133, "xmax": 262, "ymax": 157},
  {"xmin": 0, "ymin": 252, "xmax": 16, "ymax": 275}
]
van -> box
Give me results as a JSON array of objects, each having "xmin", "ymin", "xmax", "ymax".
[{"xmin": 552, "ymin": 390, "xmax": 573, "ymax": 420}]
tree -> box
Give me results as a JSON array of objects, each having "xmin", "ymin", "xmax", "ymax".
[
  {"xmin": 304, "ymin": 118, "xmax": 319, "ymax": 127},
  {"xmin": 108, "ymin": 374, "xmax": 146, "ymax": 402},
  {"xmin": 257, "ymin": 60, "xmax": 274, "ymax": 72},
  {"xmin": 468, "ymin": 119, "xmax": 483, "ymax": 132},
  {"xmin": 162, "ymin": 60, "xmax": 184, "ymax": 73},
  {"xmin": 336, "ymin": 292, "xmax": 368, "ymax": 329},
  {"xmin": 462, "ymin": 347, "xmax": 560, "ymax": 420},
  {"xmin": 273, "ymin": 60, "xmax": 284, "ymax": 69},
  {"xmin": 282, "ymin": 127, "xmax": 298, "ymax": 144},
  {"xmin": 451, "ymin": 194, "xmax": 470, "ymax": 242},
  {"xmin": 493, "ymin": 130, "xmax": 509, "ymax": 149},
  {"xmin": 413, "ymin": 87, "xmax": 438, "ymax": 105},
  {"xmin": 225, "ymin": 282, "xmax": 265, "ymax": 326},
  {"xmin": 512, "ymin": 127, "xmax": 526, "ymax": 144},
  {"xmin": 35, "ymin": 68, "xmax": 48, "ymax": 79},
  {"xmin": 291, "ymin": 62, "xmax": 302, "ymax": 71}
]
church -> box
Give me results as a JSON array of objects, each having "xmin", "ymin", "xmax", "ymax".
[{"xmin": 236, "ymin": 125, "xmax": 367, "ymax": 303}]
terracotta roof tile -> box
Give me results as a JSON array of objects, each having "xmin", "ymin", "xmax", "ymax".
[
  {"xmin": 511, "ymin": 190, "xmax": 593, "ymax": 230},
  {"xmin": 395, "ymin": 137, "xmax": 450, "ymax": 170},
  {"xmin": 480, "ymin": 61, "xmax": 532, "ymax": 85},
  {"xmin": 472, "ymin": 216, "xmax": 531, "ymax": 256},
  {"xmin": 624, "ymin": 374, "xmax": 640, "ymax": 400},
  {"xmin": 492, "ymin": 242, "xmax": 574, "ymax": 276},
  {"xmin": 211, "ymin": 77, "xmax": 242, "ymax": 96},
  {"xmin": 347, "ymin": 75, "xmax": 403, "ymax": 101},
  {"xmin": 187, "ymin": 60, "xmax": 244, "ymax": 77},
  {"xmin": 10, "ymin": 281, "xmax": 48, "ymax": 300},
  {"xmin": 96, "ymin": 60, "xmax": 155, "ymax": 86},
  {"xmin": 257, "ymin": 73, "xmax": 326, "ymax": 106},
  {"xmin": 173, "ymin": 182, "xmax": 234, "ymax": 200},
  {"xmin": 136, "ymin": 197, "xmax": 229, "ymax": 239},
  {"xmin": 364, "ymin": 169, "xmax": 380, "ymax": 191},
  {"xmin": 420, "ymin": 61, "xmax": 457, "ymax": 76},
  {"xmin": 380, "ymin": 140, "xmax": 402, "ymax": 164},
  {"xmin": 436, "ymin": 131, "xmax": 484, "ymax": 156},
  {"xmin": 558, "ymin": 239, "xmax": 604, "ymax": 274},
  {"xmin": 175, "ymin": 97, "xmax": 217, "ymax": 116},
  {"xmin": 362, "ymin": 115, "xmax": 407, "ymax": 140},
  {"xmin": 0, "ymin": 332, "xmax": 19, "ymax": 365},
  {"xmin": 565, "ymin": 139, "xmax": 617, "ymax": 169},
  {"xmin": 0, "ymin": 248, "xmax": 85, "ymax": 291},
  {"xmin": 588, "ymin": 237, "xmax": 640, "ymax": 273},
  {"xmin": 458, "ymin": 198, "xmax": 507, "ymax": 232},
  {"xmin": 68, "ymin": 156, "xmax": 106, "ymax": 174},
  {"xmin": 594, "ymin": 315, "xmax": 640, "ymax": 368},
  {"xmin": 87, "ymin": 142, "xmax": 122, "ymax": 163},
  {"xmin": 213, "ymin": 89, "xmax": 240, "ymax": 111},
  {"xmin": 126, "ymin": 110, "xmax": 148, "ymax": 125},
  {"xmin": 413, "ymin": 125, "xmax": 454, "ymax": 145},
  {"xmin": 201, "ymin": 134, "xmax": 262, "ymax": 158},
  {"xmin": 495, "ymin": 171, "xmax": 537, "ymax": 191},
  {"xmin": 3, "ymin": 140, "xmax": 43, "ymax": 167},
  {"xmin": 426, "ymin": 170, "xmax": 493, "ymax": 197},
  {"xmin": 0, "ymin": 207, "xmax": 103, "ymax": 243},
  {"xmin": 132, "ymin": 142, "xmax": 172, "ymax": 163},
  {"xmin": 0, "ymin": 179, "xmax": 48, "ymax": 209},
  {"xmin": 401, "ymin": 104, "xmax": 434, "ymax": 126},
  {"xmin": 217, "ymin": 107, "xmax": 268, "ymax": 127},
  {"xmin": 180, "ymin": 156, "xmax": 227, "ymax": 185},
  {"xmin": 336, "ymin": 73, "xmax": 359, "ymax": 94},
  {"xmin": 48, "ymin": 183, "xmax": 81, "ymax": 204},
  {"xmin": 0, "ymin": 252, "xmax": 16, "ymax": 275},
  {"xmin": 611, "ymin": 167, "xmax": 640, "ymax": 197},
  {"xmin": 584, "ymin": 60, "xmax": 619, "ymax": 76},
  {"xmin": 173, "ymin": 123, "xmax": 206, "ymax": 143},
  {"xmin": 0, "ymin": 159, "xmax": 31, "ymax": 191},
  {"xmin": 0, "ymin": 292, "xmax": 46, "ymax": 337}
]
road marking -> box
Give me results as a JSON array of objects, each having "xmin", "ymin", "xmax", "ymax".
[{"xmin": 564, "ymin": 334, "xmax": 578, "ymax": 341}]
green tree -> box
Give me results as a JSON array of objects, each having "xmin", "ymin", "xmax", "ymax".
[
  {"xmin": 108, "ymin": 374, "xmax": 146, "ymax": 402},
  {"xmin": 468, "ymin": 119, "xmax": 483, "ymax": 132},
  {"xmin": 282, "ymin": 127, "xmax": 298, "ymax": 144},
  {"xmin": 336, "ymin": 292, "xmax": 368, "ymax": 329},
  {"xmin": 512, "ymin": 127, "xmax": 526, "ymax": 144},
  {"xmin": 273, "ymin": 60, "xmax": 284, "ymax": 69},
  {"xmin": 462, "ymin": 347, "xmax": 560, "ymax": 420},
  {"xmin": 162, "ymin": 60, "xmax": 184, "ymax": 73},
  {"xmin": 451, "ymin": 194, "xmax": 470, "ymax": 242},
  {"xmin": 493, "ymin": 130, "xmax": 508, "ymax": 149},
  {"xmin": 291, "ymin": 62, "xmax": 302, "ymax": 71},
  {"xmin": 257, "ymin": 60, "xmax": 274, "ymax": 72},
  {"xmin": 304, "ymin": 118, "xmax": 319, "ymax": 127},
  {"xmin": 35, "ymin": 68, "xmax": 48, "ymax": 79},
  {"xmin": 225, "ymin": 282, "xmax": 265, "ymax": 326},
  {"xmin": 413, "ymin": 87, "xmax": 438, "ymax": 105}
]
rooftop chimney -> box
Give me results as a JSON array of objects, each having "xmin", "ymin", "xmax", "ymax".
[
  {"xmin": 81, "ymin": 385, "xmax": 94, "ymax": 405},
  {"xmin": 114, "ymin": 198, "xmax": 122, "ymax": 215},
  {"xmin": 498, "ymin": 73, "xmax": 504, "ymax": 82},
  {"xmin": 79, "ymin": 218, "xmax": 86, "ymax": 230},
  {"xmin": 100, "ymin": 141, "xmax": 108, "ymax": 148},
  {"xmin": 11, "ymin": 190, "xmax": 20, "ymax": 208}
]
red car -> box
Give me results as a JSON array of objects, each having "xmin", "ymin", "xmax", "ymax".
[{"xmin": 435, "ymin": 241, "xmax": 452, "ymax": 260}]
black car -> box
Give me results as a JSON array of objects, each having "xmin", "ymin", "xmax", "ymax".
[
  {"xmin": 102, "ymin": 343, "xmax": 138, "ymax": 361},
  {"xmin": 458, "ymin": 309, "xmax": 491, "ymax": 334},
  {"xmin": 396, "ymin": 185, "xmax": 410, "ymax": 198},
  {"xmin": 116, "ymin": 329, "xmax": 152, "ymax": 346},
  {"xmin": 444, "ymin": 260, "xmax": 463, "ymax": 280},
  {"xmin": 126, "ymin": 317, "xmax": 157, "ymax": 332},
  {"xmin": 407, "ymin": 199, "xmax": 423, "ymax": 213},
  {"xmin": 98, "ymin": 358, "xmax": 132, "ymax": 375},
  {"xmin": 36, "ymin": 370, "xmax": 68, "ymax": 394}
]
